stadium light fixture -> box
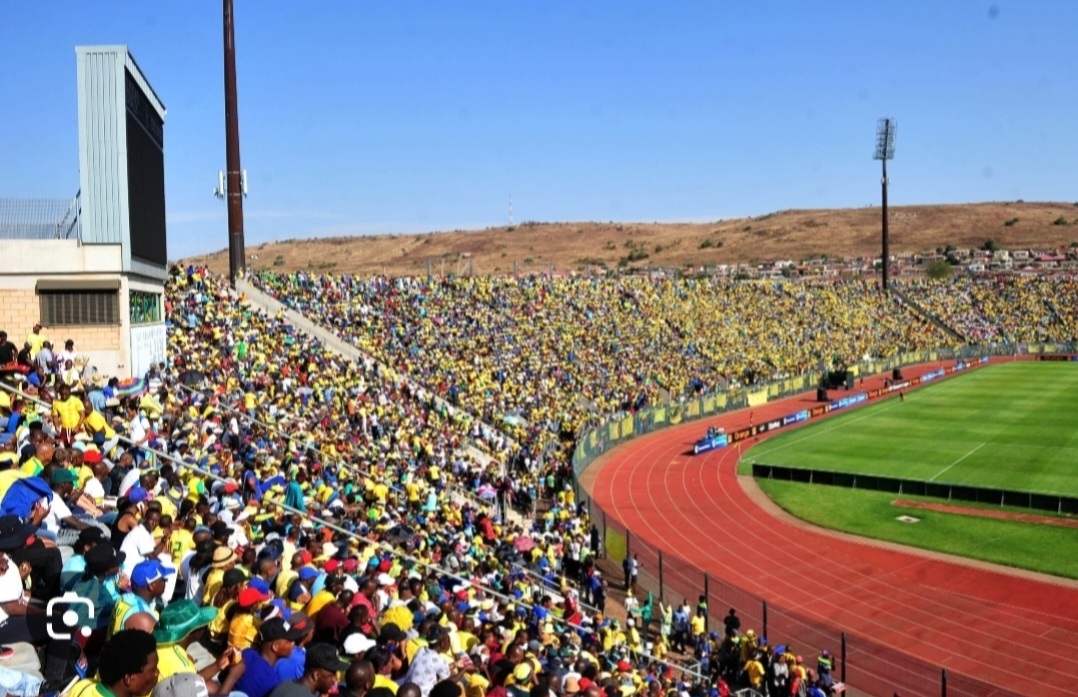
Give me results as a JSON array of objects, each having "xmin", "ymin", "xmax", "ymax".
[
  {"xmin": 874, "ymin": 118, "xmax": 897, "ymax": 290},
  {"xmin": 223, "ymin": 0, "xmax": 246, "ymax": 287}
]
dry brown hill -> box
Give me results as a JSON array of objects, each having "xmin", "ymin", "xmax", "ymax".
[{"xmin": 184, "ymin": 201, "xmax": 1078, "ymax": 277}]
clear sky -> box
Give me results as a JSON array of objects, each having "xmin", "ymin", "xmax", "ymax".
[{"xmin": 2, "ymin": 1, "xmax": 1075, "ymax": 260}]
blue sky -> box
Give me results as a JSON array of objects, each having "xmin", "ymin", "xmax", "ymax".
[{"xmin": 2, "ymin": 1, "xmax": 1076, "ymax": 260}]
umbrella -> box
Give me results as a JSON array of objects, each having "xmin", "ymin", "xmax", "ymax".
[
  {"xmin": 179, "ymin": 370, "xmax": 205, "ymax": 387},
  {"xmin": 513, "ymin": 535, "xmax": 536, "ymax": 552},
  {"xmin": 384, "ymin": 525, "xmax": 417, "ymax": 546},
  {"xmin": 115, "ymin": 376, "xmax": 148, "ymax": 398}
]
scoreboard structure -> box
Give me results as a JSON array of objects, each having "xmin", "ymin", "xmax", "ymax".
[{"xmin": 76, "ymin": 45, "xmax": 168, "ymax": 280}]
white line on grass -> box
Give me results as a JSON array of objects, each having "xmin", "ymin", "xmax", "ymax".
[{"xmin": 928, "ymin": 442, "xmax": 986, "ymax": 482}]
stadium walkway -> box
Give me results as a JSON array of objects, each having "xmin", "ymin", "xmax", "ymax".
[{"xmin": 585, "ymin": 358, "xmax": 1078, "ymax": 697}]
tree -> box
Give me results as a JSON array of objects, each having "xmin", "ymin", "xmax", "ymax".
[
  {"xmin": 982, "ymin": 239, "xmax": 1001, "ymax": 252},
  {"xmin": 925, "ymin": 259, "xmax": 953, "ymax": 280}
]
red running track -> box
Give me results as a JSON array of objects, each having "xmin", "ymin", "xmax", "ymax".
[{"xmin": 589, "ymin": 360, "xmax": 1078, "ymax": 697}]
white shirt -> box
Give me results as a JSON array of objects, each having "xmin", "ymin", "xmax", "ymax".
[
  {"xmin": 0, "ymin": 554, "xmax": 26, "ymax": 625},
  {"xmin": 42, "ymin": 495, "xmax": 73, "ymax": 533},
  {"xmin": 120, "ymin": 524, "xmax": 156, "ymax": 573},
  {"xmin": 128, "ymin": 414, "xmax": 148, "ymax": 444},
  {"xmin": 84, "ymin": 477, "xmax": 105, "ymax": 503},
  {"xmin": 118, "ymin": 468, "xmax": 141, "ymax": 498}
]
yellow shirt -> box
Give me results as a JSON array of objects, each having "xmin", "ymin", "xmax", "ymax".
[
  {"xmin": 203, "ymin": 568, "xmax": 225, "ymax": 604},
  {"xmin": 304, "ymin": 589, "xmax": 335, "ymax": 619},
  {"xmin": 209, "ymin": 600, "xmax": 235, "ymax": 644},
  {"xmin": 462, "ymin": 672, "xmax": 489, "ymax": 697},
  {"xmin": 84, "ymin": 410, "xmax": 116, "ymax": 439},
  {"xmin": 374, "ymin": 675, "xmax": 399, "ymax": 694},
  {"xmin": 0, "ymin": 470, "xmax": 28, "ymax": 500},
  {"xmin": 65, "ymin": 679, "xmax": 100, "ymax": 697},
  {"xmin": 26, "ymin": 332, "xmax": 46, "ymax": 357},
  {"xmin": 20, "ymin": 457, "xmax": 44, "ymax": 477},
  {"xmin": 52, "ymin": 396, "xmax": 85, "ymax": 430},
  {"xmin": 228, "ymin": 613, "xmax": 258, "ymax": 651},
  {"xmin": 690, "ymin": 615, "xmax": 705, "ymax": 637},
  {"xmin": 170, "ymin": 529, "xmax": 195, "ymax": 567},
  {"xmin": 156, "ymin": 644, "xmax": 197, "ymax": 681}
]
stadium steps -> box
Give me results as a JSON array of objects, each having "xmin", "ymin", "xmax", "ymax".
[
  {"xmin": 236, "ymin": 278, "xmax": 527, "ymax": 525},
  {"xmin": 888, "ymin": 287, "xmax": 967, "ymax": 343}
]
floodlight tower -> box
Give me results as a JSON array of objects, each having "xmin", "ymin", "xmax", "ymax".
[
  {"xmin": 874, "ymin": 118, "xmax": 897, "ymax": 290},
  {"xmin": 223, "ymin": 0, "xmax": 246, "ymax": 287}
]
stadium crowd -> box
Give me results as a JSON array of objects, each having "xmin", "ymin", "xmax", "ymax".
[
  {"xmin": 0, "ymin": 265, "xmax": 846, "ymax": 697},
  {"xmin": 896, "ymin": 276, "xmax": 1078, "ymax": 344}
]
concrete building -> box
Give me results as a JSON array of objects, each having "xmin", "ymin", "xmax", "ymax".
[{"xmin": 0, "ymin": 45, "xmax": 167, "ymax": 379}]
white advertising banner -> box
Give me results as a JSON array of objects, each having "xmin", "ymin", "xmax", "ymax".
[{"xmin": 130, "ymin": 323, "xmax": 166, "ymax": 378}]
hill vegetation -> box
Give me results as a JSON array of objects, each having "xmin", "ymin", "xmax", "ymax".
[{"xmin": 183, "ymin": 201, "xmax": 1078, "ymax": 277}]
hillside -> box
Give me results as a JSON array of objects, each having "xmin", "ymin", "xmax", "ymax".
[{"xmin": 183, "ymin": 201, "xmax": 1078, "ymax": 277}]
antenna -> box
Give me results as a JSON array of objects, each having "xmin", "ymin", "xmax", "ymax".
[
  {"xmin": 241, "ymin": 170, "xmax": 248, "ymax": 197},
  {"xmin": 873, "ymin": 117, "xmax": 897, "ymax": 290},
  {"xmin": 214, "ymin": 171, "xmax": 225, "ymax": 199}
]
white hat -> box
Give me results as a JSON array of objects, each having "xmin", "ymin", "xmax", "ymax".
[
  {"xmin": 377, "ymin": 572, "xmax": 395, "ymax": 587},
  {"xmin": 322, "ymin": 542, "xmax": 339, "ymax": 558},
  {"xmin": 343, "ymin": 633, "xmax": 376, "ymax": 656}
]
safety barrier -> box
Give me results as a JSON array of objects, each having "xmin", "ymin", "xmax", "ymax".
[{"xmin": 752, "ymin": 463, "xmax": 1078, "ymax": 515}]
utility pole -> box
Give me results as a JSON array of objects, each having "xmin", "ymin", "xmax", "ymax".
[{"xmin": 223, "ymin": 0, "xmax": 246, "ymax": 287}]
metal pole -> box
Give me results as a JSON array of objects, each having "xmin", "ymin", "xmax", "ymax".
[
  {"xmin": 840, "ymin": 632, "xmax": 847, "ymax": 683},
  {"xmin": 881, "ymin": 153, "xmax": 890, "ymax": 290},
  {"xmin": 762, "ymin": 600, "xmax": 768, "ymax": 640},
  {"xmin": 704, "ymin": 572, "xmax": 709, "ymax": 606},
  {"xmin": 658, "ymin": 550, "xmax": 664, "ymax": 602},
  {"xmin": 941, "ymin": 668, "xmax": 947, "ymax": 697},
  {"xmin": 223, "ymin": 0, "xmax": 246, "ymax": 287}
]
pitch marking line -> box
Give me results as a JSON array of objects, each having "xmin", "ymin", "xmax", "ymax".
[{"xmin": 929, "ymin": 442, "xmax": 986, "ymax": 482}]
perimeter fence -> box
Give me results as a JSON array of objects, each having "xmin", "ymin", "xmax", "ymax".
[{"xmin": 572, "ymin": 342, "xmax": 1076, "ymax": 697}]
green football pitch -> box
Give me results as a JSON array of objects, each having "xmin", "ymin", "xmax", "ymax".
[
  {"xmin": 746, "ymin": 362, "xmax": 1078, "ymax": 495},
  {"xmin": 741, "ymin": 362, "xmax": 1078, "ymax": 578}
]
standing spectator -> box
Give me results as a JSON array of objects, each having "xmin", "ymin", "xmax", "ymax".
[
  {"xmin": 629, "ymin": 553, "xmax": 639, "ymax": 594},
  {"xmin": 25, "ymin": 324, "xmax": 46, "ymax": 359},
  {"xmin": 723, "ymin": 607, "xmax": 741, "ymax": 637},
  {"xmin": 51, "ymin": 382, "xmax": 85, "ymax": 446},
  {"xmin": 36, "ymin": 341, "xmax": 56, "ymax": 374},
  {"xmin": 406, "ymin": 625, "xmax": 453, "ymax": 697},
  {"xmin": 59, "ymin": 339, "xmax": 79, "ymax": 367}
]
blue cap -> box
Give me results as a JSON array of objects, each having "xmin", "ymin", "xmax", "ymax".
[
  {"xmin": 131, "ymin": 560, "xmax": 175, "ymax": 588},
  {"xmin": 127, "ymin": 486, "xmax": 150, "ymax": 503},
  {"xmin": 298, "ymin": 566, "xmax": 320, "ymax": 581},
  {"xmin": 248, "ymin": 577, "xmax": 271, "ymax": 595}
]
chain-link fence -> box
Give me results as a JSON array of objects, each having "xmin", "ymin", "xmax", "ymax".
[{"xmin": 573, "ymin": 343, "xmax": 1075, "ymax": 697}]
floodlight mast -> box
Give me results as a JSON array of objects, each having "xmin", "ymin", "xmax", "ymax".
[
  {"xmin": 874, "ymin": 118, "xmax": 897, "ymax": 290},
  {"xmin": 224, "ymin": 0, "xmax": 246, "ymax": 287}
]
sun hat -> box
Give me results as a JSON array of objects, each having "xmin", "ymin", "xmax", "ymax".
[
  {"xmin": 212, "ymin": 546, "xmax": 237, "ymax": 568},
  {"xmin": 153, "ymin": 599, "xmax": 218, "ymax": 645}
]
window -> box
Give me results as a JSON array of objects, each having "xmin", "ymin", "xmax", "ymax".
[
  {"xmin": 40, "ymin": 291, "xmax": 120, "ymax": 326},
  {"xmin": 130, "ymin": 290, "xmax": 161, "ymax": 324}
]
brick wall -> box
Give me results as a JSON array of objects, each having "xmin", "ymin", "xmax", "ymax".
[{"xmin": 0, "ymin": 289, "xmax": 121, "ymax": 351}]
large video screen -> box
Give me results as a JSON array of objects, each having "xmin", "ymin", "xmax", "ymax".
[{"xmin": 125, "ymin": 71, "xmax": 167, "ymax": 266}]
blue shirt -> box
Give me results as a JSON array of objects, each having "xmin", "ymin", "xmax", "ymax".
[
  {"xmin": 61, "ymin": 554, "xmax": 87, "ymax": 592},
  {"xmin": 274, "ymin": 645, "xmax": 306, "ymax": 682},
  {"xmin": 283, "ymin": 481, "xmax": 306, "ymax": 513},
  {"xmin": 235, "ymin": 649, "xmax": 284, "ymax": 697}
]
